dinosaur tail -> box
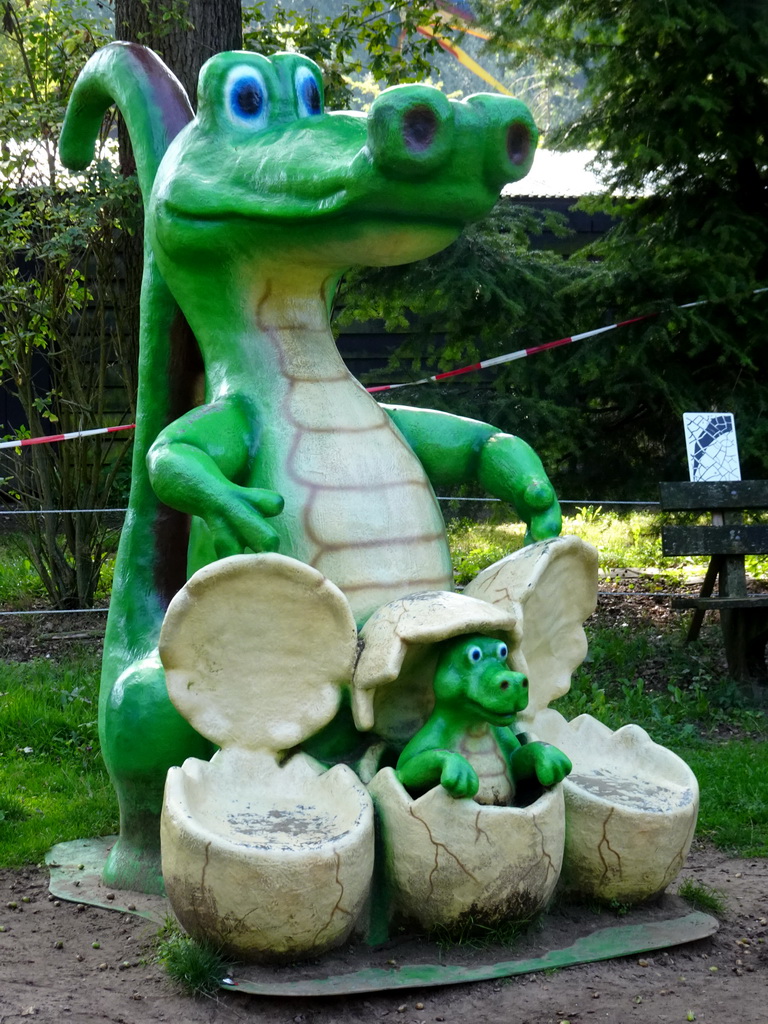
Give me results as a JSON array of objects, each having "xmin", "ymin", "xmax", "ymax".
[
  {"xmin": 59, "ymin": 41, "xmax": 193, "ymax": 197},
  {"xmin": 59, "ymin": 43, "xmax": 201, "ymax": 671}
]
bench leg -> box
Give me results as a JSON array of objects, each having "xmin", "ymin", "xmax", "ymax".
[
  {"xmin": 720, "ymin": 608, "xmax": 768, "ymax": 689},
  {"xmin": 686, "ymin": 555, "xmax": 723, "ymax": 642}
]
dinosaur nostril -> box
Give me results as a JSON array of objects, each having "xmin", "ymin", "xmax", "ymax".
[
  {"xmin": 522, "ymin": 678, "xmax": 528, "ymax": 688},
  {"xmin": 507, "ymin": 121, "xmax": 532, "ymax": 166},
  {"xmin": 403, "ymin": 105, "xmax": 438, "ymax": 153},
  {"xmin": 500, "ymin": 680, "xmax": 510, "ymax": 690}
]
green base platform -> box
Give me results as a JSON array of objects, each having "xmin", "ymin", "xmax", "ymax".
[{"xmin": 46, "ymin": 837, "xmax": 719, "ymax": 997}]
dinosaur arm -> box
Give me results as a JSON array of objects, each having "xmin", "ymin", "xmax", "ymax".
[
  {"xmin": 397, "ymin": 716, "xmax": 479, "ymax": 799},
  {"xmin": 493, "ymin": 724, "xmax": 523, "ymax": 763},
  {"xmin": 509, "ymin": 740, "xmax": 572, "ymax": 788},
  {"xmin": 397, "ymin": 747, "xmax": 480, "ymax": 799},
  {"xmin": 384, "ymin": 405, "xmax": 561, "ymax": 542},
  {"xmin": 147, "ymin": 394, "xmax": 284, "ymax": 558}
]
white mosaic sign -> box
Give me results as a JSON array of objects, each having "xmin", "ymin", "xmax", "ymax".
[{"xmin": 683, "ymin": 412, "xmax": 741, "ymax": 482}]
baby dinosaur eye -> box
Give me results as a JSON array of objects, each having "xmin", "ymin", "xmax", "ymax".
[
  {"xmin": 226, "ymin": 66, "xmax": 269, "ymax": 128},
  {"xmin": 467, "ymin": 645, "xmax": 483, "ymax": 664},
  {"xmin": 497, "ymin": 642, "xmax": 508, "ymax": 660},
  {"xmin": 295, "ymin": 65, "xmax": 322, "ymax": 117}
]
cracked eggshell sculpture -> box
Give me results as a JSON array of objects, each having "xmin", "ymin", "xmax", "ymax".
[
  {"xmin": 353, "ymin": 588, "xmax": 564, "ymax": 930},
  {"xmin": 369, "ymin": 769, "xmax": 564, "ymax": 930},
  {"xmin": 464, "ymin": 537, "xmax": 699, "ymax": 903},
  {"xmin": 531, "ymin": 711, "xmax": 699, "ymax": 902},
  {"xmin": 159, "ymin": 554, "xmax": 374, "ymax": 960},
  {"xmin": 464, "ymin": 535, "xmax": 599, "ymax": 719},
  {"xmin": 352, "ymin": 589, "xmax": 524, "ymax": 746}
]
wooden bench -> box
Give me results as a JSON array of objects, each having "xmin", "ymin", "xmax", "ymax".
[{"xmin": 660, "ymin": 480, "xmax": 768, "ymax": 683}]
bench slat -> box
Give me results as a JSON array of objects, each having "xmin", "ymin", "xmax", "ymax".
[
  {"xmin": 661, "ymin": 524, "xmax": 768, "ymax": 556},
  {"xmin": 659, "ymin": 480, "xmax": 768, "ymax": 510},
  {"xmin": 672, "ymin": 596, "xmax": 768, "ymax": 610}
]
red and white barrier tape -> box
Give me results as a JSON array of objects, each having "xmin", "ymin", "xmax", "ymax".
[
  {"xmin": 0, "ymin": 423, "xmax": 135, "ymax": 451},
  {"xmin": 366, "ymin": 290, "xmax": 768, "ymax": 394},
  {"xmin": 366, "ymin": 314, "xmax": 651, "ymax": 393},
  {"xmin": 2, "ymin": 289, "xmax": 765, "ymax": 446}
]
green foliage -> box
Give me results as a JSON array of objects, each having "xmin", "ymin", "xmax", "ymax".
[
  {"xmin": 0, "ymin": 0, "xmax": 112, "ymax": 184},
  {"xmin": 0, "ymin": 1, "xmax": 138, "ymax": 608},
  {"xmin": 561, "ymin": 623, "xmax": 767, "ymax": 746},
  {"xmin": 336, "ymin": 202, "xmax": 601, "ymax": 490},
  {"xmin": 0, "ymin": 654, "xmax": 117, "ymax": 867},
  {"xmin": 0, "ymin": 537, "xmax": 47, "ymax": 608},
  {"xmin": 678, "ymin": 741, "xmax": 768, "ymax": 857},
  {"xmin": 677, "ymin": 878, "xmax": 727, "ymax": 917},
  {"xmin": 243, "ymin": 1, "xmax": 455, "ymax": 109},
  {"xmin": 477, "ymin": 0, "xmax": 768, "ymax": 205},
  {"xmin": 338, "ymin": 202, "xmax": 579, "ymax": 378},
  {"xmin": 561, "ymin": 615, "xmax": 768, "ymax": 857},
  {"xmin": 0, "ymin": 535, "xmax": 116, "ymax": 609},
  {"xmin": 338, "ymin": 1, "xmax": 768, "ymax": 497},
  {"xmin": 446, "ymin": 516, "xmax": 524, "ymax": 586},
  {"xmin": 155, "ymin": 919, "xmax": 230, "ymax": 995},
  {"xmin": 445, "ymin": 508, "xmax": 763, "ymax": 587},
  {"xmin": 478, "ymin": 0, "xmax": 768, "ymax": 491}
]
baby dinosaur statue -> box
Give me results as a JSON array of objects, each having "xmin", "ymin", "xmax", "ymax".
[
  {"xmin": 59, "ymin": 43, "xmax": 562, "ymax": 892},
  {"xmin": 397, "ymin": 635, "xmax": 572, "ymax": 805}
]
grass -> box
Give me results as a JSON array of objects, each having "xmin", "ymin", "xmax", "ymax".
[
  {"xmin": 428, "ymin": 912, "xmax": 536, "ymax": 951},
  {"xmin": 0, "ymin": 535, "xmax": 116, "ymax": 609},
  {"xmin": 0, "ymin": 540, "xmax": 47, "ymax": 609},
  {"xmin": 0, "ymin": 508, "xmax": 766, "ymax": 869},
  {"xmin": 557, "ymin": 614, "xmax": 768, "ymax": 857},
  {"xmin": 676, "ymin": 878, "xmax": 727, "ymax": 916},
  {"xmin": 559, "ymin": 627, "xmax": 767, "ymax": 745},
  {"xmin": 0, "ymin": 654, "xmax": 117, "ymax": 866},
  {"xmin": 155, "ymin": 918, "xmax": 231, "ymax": 995},
  {"xmin": 446, "ymin": 508, "xmax": 768, "ymax": 587},
  {"xmin": 676, "ymin": 740, "xmax": 768, "ymax": 856}
]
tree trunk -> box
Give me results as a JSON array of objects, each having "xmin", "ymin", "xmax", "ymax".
[
  {"xmin": 109, "ymin": 2, "xmax": 243, "ymax": 602},
  {"xmin": 114, "ymin": 0, "xmax": 243, "ymax": 108}
]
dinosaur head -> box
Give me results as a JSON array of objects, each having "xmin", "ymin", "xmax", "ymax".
[
  {"xmin": 433, "ymin": 634, "xmax": 529, "ymax": 727},
  {"xmin": 149, "ymin": 51, "xmax": 538, "ymax": 273}
]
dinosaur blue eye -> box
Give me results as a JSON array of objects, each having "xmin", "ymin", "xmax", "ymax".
[
  {"xmin": 497, "ymin": 643, "xmax": 508, "ymax": 660},
  {"xmin": 226, "ymin": 67, "xmax": 269, "ymax": 128},
  {"xmin": 295, "ymin": 65, "xmax": 322, "ymax": 117},
  {"xmin": 468, "ymin": 645, "xmax": 483, "ymax": 664}
]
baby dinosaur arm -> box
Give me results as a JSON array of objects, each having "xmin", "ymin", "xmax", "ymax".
[
  {"xmin": 397, "ymin": 747, "xmax": 480, "ymax": 799},
  {"xmin": 148, "ymin": 392, "xmax": 284, "ymax": 558},
  {"xmin": 384, "ymin": 405, "xmax": 561, "ymax": 542},
  {"xmin": 508, "ymin": 738, "xmax": 572, "ymax": 788}
]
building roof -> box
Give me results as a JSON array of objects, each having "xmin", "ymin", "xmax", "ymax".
[{"xmin": 503, "ymin": 149, "xmax": 604, "ymax": 200}]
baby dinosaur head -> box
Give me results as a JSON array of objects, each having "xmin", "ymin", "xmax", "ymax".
[{"xmin": 433, "ymin": 634, "xmax": 529, "ymax": 727}]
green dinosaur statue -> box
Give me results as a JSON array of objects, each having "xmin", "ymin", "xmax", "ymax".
[
  {"xmin": 59, "ymin": 43, "xmax": 561, "ymax": 892},
  {"xmin": 396, "ymin": 635, "xmax": 572, "ymax": 805}
]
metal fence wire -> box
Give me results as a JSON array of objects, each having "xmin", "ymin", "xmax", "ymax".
[{"xmin": 0, "ymin": 497, "xmax": 687, "ymax": 618}]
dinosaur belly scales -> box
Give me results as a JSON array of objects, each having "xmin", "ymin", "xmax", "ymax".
[{"xmin": 281, "ymin": 360, "xmax": 453, "ymax": 625}]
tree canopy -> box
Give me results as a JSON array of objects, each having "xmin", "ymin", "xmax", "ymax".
[
  {"xmin": 3, "ymin": 0, "xmax": 767, "ymax": 504},
  {"xmin": 341, "ymin": 0, "xmax": 768, "ymax": 498}
]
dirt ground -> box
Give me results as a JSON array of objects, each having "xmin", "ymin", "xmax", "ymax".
[
  {"xmin": 0, "ymin": 842, "xmax": 766, "ymax": 1024},
  {"xmin": 1, "ymin": 589, "xmax": 766, "ymax": 1023}
]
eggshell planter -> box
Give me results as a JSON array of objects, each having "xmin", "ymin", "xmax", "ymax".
[
  {"xmin": 162, "ymin": 748, "xmax": 374, "ymax": 960},
  {"xmin": 158, "ymin": 554, "xmax": 375, "ymax": 961},
  {"xmin": 530, "ymin": 710, "xmax": 699, "ymax": 903},
  {"xmin": 368, "ymin": 767, "xmax": 565, "ymax": 931}
]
